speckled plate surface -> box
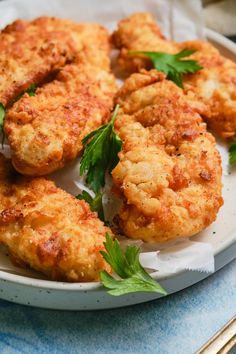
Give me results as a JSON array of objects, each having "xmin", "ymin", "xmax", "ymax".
[{"xmin": 0, "ymin": 19, "xmax": 235, "ymax": 310}]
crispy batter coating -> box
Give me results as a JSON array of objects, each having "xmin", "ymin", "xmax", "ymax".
[
  {"xmin": 180, "ymin": 41, "xmax": 236, "ymax": 138},
  {"xmin": 112, "ymin": 12, "xmax": 236, "ymax": 138},
  {"xmin": 112, "ymin": 12, "xmax": 178, "ymax": 72},
  {"xmin": 112, "ymin": 70, "xmax": 223, "ymax": 243},
  {"xmin": 4, "ymin": 32, "xmax": 117, "ymax": 176},
  {"xmin": 0, "ymin": 153, "xmax": 111, "ymax": 281},
  {"xmin": 0, "ymin": 16, "xmax": 110, "ymax": 107},
  {"xmin": 5, "ymin": 58, "xmax": 116, "ymax": 176}
]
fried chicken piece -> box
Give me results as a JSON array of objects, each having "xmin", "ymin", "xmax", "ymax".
[
  {"xmin": 5, "ymin": 59, "xmax": 116, "ymax": 176},
  {"xmin": 0, "ymin": 16, "xmax": 110, "ymax": 107},
  {"xmin": 5, "ymin": 40, "xmax": 117, "ymax": 176},
  {"xmin": 180, "ymin": 41, "xmax": 236, "ymax": 138},
  {"xmin": 112, "ymin": 12, "xmax": 179, "ymax": 72},
  {"xmin": 0, "ymin": 153, "xmax": 111, "ymax": 281},
  {"xmin": 112, "ymin": 12, "xmax": 236, "ymax": 138},
  {"xmin": 112, "ymin": 70, "xmax": 223, "ymax": 243}
]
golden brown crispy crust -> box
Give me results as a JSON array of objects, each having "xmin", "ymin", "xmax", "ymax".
[
  {"xmin": 5, "ymin": 58, "xmax": 116, "ymax": 176},
  {"xmin": 4, "ymin": 27, "xmax": 117, "ymax": 176},
  {"xmin": 0, "ymin": 17, "xmax": 110, "ymax": 107},
  {"xmin": 180, "ymin": 41, "xmax": 236, "ymax": 138},
  {"xmin": 112, "ymin": 12, "xmax": 236, "ymax": 138},
  {"xmin": 112, "ymin": 12, "xmax": 179, "ymax": 72},
  {"xmin": 0, "ymin": 153, "xmax": 111, "ymax": 281},
  {"xmin": 112, "ymin": 70, "xmax": 223, "ymax": 243}
]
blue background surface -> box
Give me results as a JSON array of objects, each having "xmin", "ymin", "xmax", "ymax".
[
  {"xmin": 0, "ymin": 259, "xmax": 235, "ymax": 354},
  {"xmin": 0, "ymin": 2, "xmax": 235, "ymax": 352}
]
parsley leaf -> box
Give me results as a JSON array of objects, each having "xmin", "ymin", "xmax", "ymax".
[
  {"xmin": 26, "ymin": 83, "xmax": 36, "ymax": 96},
  {"xmin": 80, "ymin": 104, "xmax": 122, "ymax": 193},
  {"xmin": 0, "ymin": 103, "xmax": 5, "ymax": 131},
  {"xmin": 76, "ymin": 190, "xmax": 105, "ymax": 221},
  {"xmin": 14, "ymin": 83, "xmax": 36, "ymax": 102},
  {"xmin": 229, "ymin": 140, "xmax": 236, "ymax": 165},
  {"xmin": 100, "ymin": 234, "xmax": 167, "ymax": 296},
  {"xmin": 129, "ymin": 49, "xmax": 203, "ymax": 88}
]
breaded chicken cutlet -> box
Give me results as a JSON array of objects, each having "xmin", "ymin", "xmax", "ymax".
[
  {"xmin": 112, "ymin": 70, "xmax": 223, "ymax": 243},
  {"xmin": 5, "ymin": 54, "xmax": 116, "ymax": 176},
  {"xmin": 0, "ymin": 16, "xmax": 109, "ymax": 107},
  {"xmin": 0, "ymin": 153, "xmax": 111, "ymax": 281},
  {"xmin": 3, "ymin": 19, "xmax": 117, "ymax": 176},
  {"xmin": 112, "ymin": 12, "xmax": 236, "ymax": 138}
]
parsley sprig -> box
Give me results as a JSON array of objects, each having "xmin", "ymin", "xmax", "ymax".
[
  {"xmin": 76, "ymin": 190, "xmax": 105, "ymax": 221},
  {"xmin": 26, "ymin": 83, "xmax": 36, "ymax": 97},
  {"xmin": 229, "ymin": 140, "xmax": 236, "ymax": 165},
  {"xmin": 100, "ymin": 234, "xmax": 167, "ymax": 296},
  {"xmin": 129, "ymin": 49, "xmax": 202, "ymax": 88},
  {"xmin": 80, "ymin": 104, "xmax": 122, "ymax": 193},
  {"xmin": 0, "ymin": 103, "xmax": 5, "ymax": 132},
  {"xmin": 79, "ymin": 103, "xmax": 166, "ymax": 297},
  {"xmin": 14, "ymin": 83, "xmax": 36, "ymax": 102}
]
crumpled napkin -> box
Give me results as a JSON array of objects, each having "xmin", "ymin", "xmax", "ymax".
[{"xmin": 140, "ymin": 241, "xmax": 214, "ymax": 278}]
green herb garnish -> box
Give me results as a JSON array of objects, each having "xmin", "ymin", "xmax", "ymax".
[
  {"xmin": 229, "ymin": 140, "xmax": 236, "ymax": 165},
  {"xmin": 100, "ymin": 233, "xmax": 167, "ymax": 296},
  {"xmin": 80, "ymin": 104, "xmax": 122, "ymax": 193},
  {"xmin": 26, "ymin": 83, "xmax": 36, "ymax": 96},
  {"xmin": 129, "ymin": 49, "xmax": 202, "ymax": 88},
  {"xmin": 0, "ymin": 103, "xmax": 5, "ymax": 131},
  {"xmin": 76, "ymin": 190, "xmax": 105, "ymax": 221},
  {"xmin": 14, "ymin": 83, "xmax": 36, "ymax": 102}
]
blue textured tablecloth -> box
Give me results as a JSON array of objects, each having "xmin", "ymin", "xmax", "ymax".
[{"xmin": 0, "ymin": 259, "xmax": 235, "ymax": 354}]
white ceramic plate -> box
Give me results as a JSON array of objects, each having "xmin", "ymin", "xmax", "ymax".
[{"xmin": 0, "ymin": 26, "xmax": 236, "ymax": 309}]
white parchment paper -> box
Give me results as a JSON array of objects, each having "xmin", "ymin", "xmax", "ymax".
[{"xmin": 0, "ymin": 0, "xmax": 216, "ymax": 279}]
